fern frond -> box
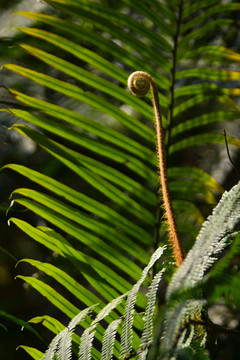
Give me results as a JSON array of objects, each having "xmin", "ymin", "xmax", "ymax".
[
  {"xmin": 101, "ymin": 319, "xmax": 122, "ymax": 360},
  {"xmin": 18, "ymin": 346, "xmax": 44, "ymax": 360},
  {"xmin": 176, "ymin": 325, "xmax": 195, "ymax": 351},
  {"xmin": 78, "ymin": 328, "xmax": 96, "ymax": 360},
  {"xmin": 208, "ymin": 233, "xmax": 240, "ymax": 276},
  {"xmin": 78, "ymin": 293, "xmax": 127, "ymax": 360},
  {"xmin": 121, "ymin": 246, "xmax": 166, "ymax": 358},
  {"xmin": 160, "ymin": 300, "xmax": 206, "ymax": 360},
  {"xmin": 4, "ymin": 1, "xmax": 240, "ymax": 358},
  {"xmin": 141, "ymin": 269, "xmax": 165, "ymax": 346},
  {"xmin": 203, "ymin": 234, "xmax": 240, "ymax": 307},
  {"xmin": 42, "ymin": 330, "xmax": 62, "ymax": 360},
  {"xmin": 167, "ymin": 182, "xmax": 240, "ymax": 299},
  {"xmin": 41, "ymin": 307, "xmax": 95, "ymax": 360}
]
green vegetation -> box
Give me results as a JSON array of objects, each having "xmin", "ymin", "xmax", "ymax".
[{"xmin": 1, "ymin": 1, "xmax": 240, "ymax": 359}]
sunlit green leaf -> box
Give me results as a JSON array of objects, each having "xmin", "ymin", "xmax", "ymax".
[{"xmin": 17, "ymin": 346, "xmax": 43, "ymax": 360}]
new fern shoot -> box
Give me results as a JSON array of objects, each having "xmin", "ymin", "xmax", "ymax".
[{"xmin": 128, "ymin": 71, "xmax": 184, "ymax": 266}]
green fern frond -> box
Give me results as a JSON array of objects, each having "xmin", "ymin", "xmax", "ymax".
[
  {"xmin": 3, "ymin": 1, "xmax": 240, "ymax": 359},
  {"xmin": 18, "ymin": 346, "xmax": 44, "ymax": 360}
]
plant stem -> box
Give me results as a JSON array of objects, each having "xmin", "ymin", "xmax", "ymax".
[
  {"xmin": 165, "ymin": 0, "xmax": 183, "ymax": 148},
  {"xmin": 128, "ymin": 72, "xmax": 184, "ymax": 266}
]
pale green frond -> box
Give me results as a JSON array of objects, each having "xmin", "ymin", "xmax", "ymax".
[
  {"xmin": 101, "ymin": 319, "xmax": 122, "ymax": 360},
  {"xmin": 121, "ymin": 246, "xmax": 166, "ymax": 358},
  {"xmin": 78, "ymin": 328, "xmax": 96, "ymax": 360},
  {"xmin": 78, "ymin": 293, "xmax": 127, "ymax": 360},
  {"xmin": 140, "ymin": 269, "xmax": 166, "ymax": 347},
  {"xmin": 167, "ymin": 181, "xmax": 240, "ymax": 299},
  {"xmin": 30, "ymin": 315, "xmax": 101, "ymax": 359},
  {"xmin": 42, "ymin": 330, "xmax": 65, "ymax": 360},
  {"xmin": 176, "ymin": 325, "xmax": 195, "ymax": 351},
  {"xmin": 43, "ymin": 306, "xmax": 95, "ymax": 360}
]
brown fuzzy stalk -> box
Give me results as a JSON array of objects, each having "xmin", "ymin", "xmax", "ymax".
[{"xmin": 128, "ymin": 71, "xmax": 184, "ymax": 266}]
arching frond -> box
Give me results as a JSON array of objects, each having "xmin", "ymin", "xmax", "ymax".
[
  {"xmin": 121, "ymin": 247, "xmax": 166, "ymax": 357},
  {"xmin": 167, "ymin": 181, "xmax": 240, "ymax": 299}
]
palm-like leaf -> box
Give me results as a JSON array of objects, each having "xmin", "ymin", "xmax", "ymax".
[{"xmin": 2, "ymin": 0, "xmax": 240, "ymax": 358}]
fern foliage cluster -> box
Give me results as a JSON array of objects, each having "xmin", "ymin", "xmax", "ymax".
[{"xmin": 1, "ymin": 0, "xmax": 240, "ymax": 359}]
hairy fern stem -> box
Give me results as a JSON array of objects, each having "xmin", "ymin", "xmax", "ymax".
[{"xmin": 128, "ymin": 71, "xmax": 184, "ymax": 266}]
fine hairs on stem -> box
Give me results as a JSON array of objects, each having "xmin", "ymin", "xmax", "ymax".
[{"xmin": 128, "ymin": 71, "xmax": 184, "ymax": 266}]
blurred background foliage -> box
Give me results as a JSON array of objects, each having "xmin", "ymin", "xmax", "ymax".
[
  {"xmin": 0, "ymin": 1, "xmax": 70, "ymax": 358},
  {"xmin": 0, "ymin": 1, "xmax": 240, "ymax": 359}
]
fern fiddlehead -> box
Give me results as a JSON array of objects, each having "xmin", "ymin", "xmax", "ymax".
[{"xmin": 128, "ymin": 71, "xmax": 184, "ymax": 266}]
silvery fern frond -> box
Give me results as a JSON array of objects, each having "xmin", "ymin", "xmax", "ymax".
[
  {"xmin": 101, "ymin": 319, "xmax": 122, "ymax": 360},
  {"xmin": 141, "ymin": 269, "xmax": 166, "ymax": 346},
  {"xmin": 42, "ymin": 330, "xmax": 62, "ymax": 360},
  {"xmin": 121, "ymin": 246, "xmax": 166, "ymax": 357},
  {"xmin": 40, "ymin": 247, "xmax": 166, "ymax": 360},
  {"xmin": 78, "ymin": 328, "xmax": 96, "ymax": 360},
  {"xmin": 41, "ymin": 306, "xmax": 95, "ymax": 360},
  {"xmin": 167, "ymin": 182, "xmax": 240, "ymax": 299},
  {"xmin": 79, "ymin": 294, "xmax": 126, "ymax": 360},
  {"xmin": 137, "ymin": 268, "xmax": 166, "ymax": 360},
  {"xmin": 58, "ymin": 306, "xmax": 97, "ymax": 360}
]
